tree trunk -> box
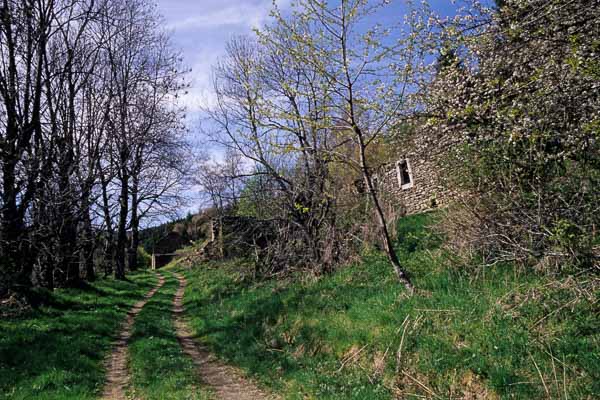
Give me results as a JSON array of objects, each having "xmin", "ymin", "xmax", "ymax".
[
  {"xmin": 60, "ymin": 198, "xmax": 80, "ymax": 287},
  {"xmin": 337, "ymin": 3, "xmax": 413, "ymax": 291},
  {"xmin": 1, "ymin": 157, "xmax": 22, "ymax": 293},
  {"xmin": 81, "ymin": 190, "xmax": 95, "ymax": 281},
  {"xmin": 115, "ymin": 164, "xmax": 129, "ymax": 280},
  {"xmin": 103, "ymin": 236, "xmax": 115, "ymax": 277},
  {"xmin": 128, "ymin": 175, "xmax": 139, "ymax": 271},
  {"xmin": 83, "ymin": 233, "xmax": 96, "ymax": 282},
  {"xmin": 355, "ymin": 125, "xmax": 414, "ymax": 292},
  {"xmin": 98, "ymin": 162, "xmax": 115, "ymax": 277},
  {"xmin": 62, "ymin": 61, "xmax": 81, "ymax": 288}
]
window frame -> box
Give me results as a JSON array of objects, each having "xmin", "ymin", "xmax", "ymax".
[{"xmin": 396, "ymin": 159, "xmax": 413, "ymax": 190}]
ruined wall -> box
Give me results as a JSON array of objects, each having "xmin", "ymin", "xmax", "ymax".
[{"xmin": 377, "ymin": 131, "xmax": 462, "ymax": 215}]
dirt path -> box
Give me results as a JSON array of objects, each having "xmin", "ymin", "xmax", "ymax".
[
  {"xmin": 172, "ymin": 273, "xmax": 279, "ymax": 400},
  {"xmin": 101, "ymin": 273, "xmax": 165, "ymax": 400}
]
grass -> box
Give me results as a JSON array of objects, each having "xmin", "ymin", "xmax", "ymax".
[
  {"xmin": 127, "ymin": 271, "xmax": 212, "ymax": 399},
  {"xmin": 0, "ymin": 272, "xmax": 157, "ymax": 400},
  {"xmin": 170, "ymin": 212, "xmax": 599, "ymax": 399}
]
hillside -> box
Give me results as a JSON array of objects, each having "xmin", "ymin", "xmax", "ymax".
[
  {"xmin": 167, "ymin": 213, "xmax": 599, "ymax": 399},
  {"xmin": 0, "ymin": 1, "xmax": 598, "ymax": 399},
  {"xmin": 138, "ymin": 210, "xmax": 214, "ymax": 254},
  {"xmin": 1, "ymin": 212, "xmax": 597, "ymax": 399}
]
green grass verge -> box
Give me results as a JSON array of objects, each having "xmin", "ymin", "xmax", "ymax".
[
  {"xmin": 170, "ymin": 212, "xmax": 599, "ymax": 399},
  {"xmin": 0, "ymin": 272, "xmax": 157, "ymax": 400},
  {"xmin": 127, "ymin": 271, "xmax": 212, "ymax": 400}
]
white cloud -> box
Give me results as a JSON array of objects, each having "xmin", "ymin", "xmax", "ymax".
[
  {"xmin": 163, "ymin": 0, "xmax": 290, "ymax": 32},
  {"xmin": 154, "ymin": 1, "xmax": 297, "ymax": 212},
  {"xmin": 166, "ymin": 4, "xmax": 265, "ymax": 31},
  {"xmin": 158, "ymin": 0, "xmax": 291, "ymax": 114}
]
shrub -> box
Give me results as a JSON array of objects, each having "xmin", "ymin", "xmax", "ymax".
[{"xmin": 425, "ymin": 0, "xmax": 600, "ymax": 269}]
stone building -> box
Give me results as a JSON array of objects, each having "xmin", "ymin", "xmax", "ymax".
[{"xmin": 376, "ymin": 131, "xmax": 461, "ymax": 215}]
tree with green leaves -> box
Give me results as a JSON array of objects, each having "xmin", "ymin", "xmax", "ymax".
[
  {"xmin": 420, "ymin": 0, "xmax": 600, "ymax": 268},
  {"xmin": 261, "ymin": 0, "xmax": 421, "ymax": 289},
  {"xmin": 208, "ymin": 0, "xmax": 424, "ymax": 289},
  {"xmin": 208, "ymin": 33, "xmax": 343, "ymax": 274}
]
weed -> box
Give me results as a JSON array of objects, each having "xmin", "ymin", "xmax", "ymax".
[{"xmin": 171, "ymin": 213, "xmax": 599, "ymax": 399}]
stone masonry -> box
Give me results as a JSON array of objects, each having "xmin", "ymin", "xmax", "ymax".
[{"xmin": 376, "ymin": 131, "xmax": 462, "ymax": 215}]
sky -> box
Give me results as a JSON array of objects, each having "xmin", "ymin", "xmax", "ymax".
[
  {"xmin": 153, "ymin": 0, "xmax": 458, "ymax": 214},
  {"xmin": 154, "ymin": 0, "xmax": 458, "ymax": 120},
  {"xmin": 155, "ymin": 0, "xmax": 290, "ymax": 118},
  {"xmin": 154, "ymin": 0, "xmax": 293, "ymax": 212}
]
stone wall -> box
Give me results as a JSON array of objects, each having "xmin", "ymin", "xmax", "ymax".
[{"xmin": 376, "ymin": 131, "xmax": 462, "ymax": 215}]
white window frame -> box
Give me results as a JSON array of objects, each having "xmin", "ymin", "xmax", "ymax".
[{"xmin": 396, "ymin": 159, "xmax": 413, "ymax": 190}]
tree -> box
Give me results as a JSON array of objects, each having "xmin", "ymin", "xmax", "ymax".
[
  {"xmin": 36, "ymin": 0, "xmax": 108, "ymax": 287},
  {"xmin": 0, "ymin": 0, "xmax": 52, "ymax": 294},
  {"xmin": 103, "ymin": 0, "xmax": 188, "ymax": 279},
  {"xmin": 0, "ymin": 0, "xmax": 190, "ymax": 294},
  {"xmin": 259, "ymin": 0, "xmax": 419, "ymax": 289},
  {"xmin": 196, "ymin": 149, "xmax": 244, "ymax": 214},
  {"xmin": 209, "ymin": 33, "xmax": 345, "ymax": 274},
  {"xmin": 420, "ymin": 0, "xmax": 600, "ymax": 268}
]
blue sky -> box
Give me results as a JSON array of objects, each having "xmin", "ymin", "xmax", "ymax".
[
  {"xmin": 154, "ymin": 0, "xmax": 295, "ymax": 211},
  {"xmin": 153, "ymin": 0, "xmax": 458, "ymax": 213},
  {"xmin": 155, "ymin": 0, "xmax": 291, "ymax": 114},
  {"xmin": 155, "ymin": 0, "xmax": 458, "ymax": 116}
]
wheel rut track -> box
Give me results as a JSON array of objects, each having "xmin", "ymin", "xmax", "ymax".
[
  {"xmin": 101, "ymin": 273, "xmax": 165, "ymax": 400},
  {"xmin": 172, "ymin": 272, "xmax": 279, "ymax": 400}
]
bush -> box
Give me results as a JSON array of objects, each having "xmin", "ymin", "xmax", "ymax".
[
  {"xmin": 425, "ymin": 0, "xmax": 600, "ymax": 269},
  {"xmin": 137, "ymin": 246, "xmax": 152, "ymax": 269}
]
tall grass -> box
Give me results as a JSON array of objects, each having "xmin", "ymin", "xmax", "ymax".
[{"xmin": 172, "ymin": 212, "xmax": 599, "ymax": 399}]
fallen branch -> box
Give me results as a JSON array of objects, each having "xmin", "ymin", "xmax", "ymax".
[{"xmin": 400, "ymin": 370, "xmax": 441, "ymax": 399}]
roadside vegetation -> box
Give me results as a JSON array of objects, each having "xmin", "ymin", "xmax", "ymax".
[
  {"xmin": 1, "ymin": 0, "xmax": 598, "ymax": 399},
  {"xmin": 0, "ymin": 0, "xmax": 189, "ymax": 297},
  {"xmin": 170, "ymin": 213, "xmax": 599, "ymax": 399},
  {"xmin": 128, "ymin": 272, "xmax": 212, "ymax": 400},
  {"xmin": 0, "ymin": 273, "xmax": 157, "ymax": 399}
]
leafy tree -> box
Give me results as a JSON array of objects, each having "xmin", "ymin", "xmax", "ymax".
[
  {"xmin": 259, "ymin": 0, "xmax": 422, "ymax": 289},
  {"xmin": 421, "ymin": 0, "xmax": 600, "ymax": 268},
  {"xmin": 207, "ymin": 1, "xmax": 424, "ymax": 287}
]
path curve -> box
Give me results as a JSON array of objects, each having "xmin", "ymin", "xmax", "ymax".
[
  {"xmin": 101, "ymin": 273, "xmax": 165, "ymax": 400},
  {"xmin": 172, "ymin": 272, "xmax": 279, "ymax": 400}
]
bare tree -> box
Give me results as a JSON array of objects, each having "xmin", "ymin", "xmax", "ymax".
[
  {"xmin": 102, "ymin": 0, "xmax": 188, "ymax": 279},
  {"xmin": 0, "ymin": 0, "xmax": 190, "ymax": 292},
  {"xmin": 0, "ymin": 0, "xmax": 53, "ymax": 293},
  {"xmin": 196, "ymin": 148, "xmax": 244, "ymax": 213},
  {"xmin": 209, "ymin": 35, "xmax": 344, "ymax": 274}
]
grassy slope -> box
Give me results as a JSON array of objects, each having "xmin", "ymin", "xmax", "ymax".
[
  {"xmin": 172, "ymin": 212, "xmax": 599, "ymax": 399},
  {"xmin": 0, "ymin": 272, "xmax": 157, "ymax": 400},
  {"xmin": 128, "ymin": 271, "xmax": 212, "ymax": 399}
]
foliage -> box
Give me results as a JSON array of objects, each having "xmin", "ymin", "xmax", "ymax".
[
  {"xmin": 206, "ymin": 0, "xmax": 424, "ymax": 285},
  {"xmin": 421, "ymin": 0, "xmax": 600, "ymax": 268},
  {"xmin": 139, "ymin": 211, "xmax": 212, "ymax": 254},
  {"xmin": 169, "ymin": 212, "xmax": 599, "ymax": 399},
  {"xmin": 137, "ymin": 246, "xmax": 152, "ymax": 269},
  {"xmin": 235, "ymin": 175, "xmax": 278, "ymax": 220},
  {"xmin": 207, "ymin": 33, "xmax": 345, "ymax": 273}
]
